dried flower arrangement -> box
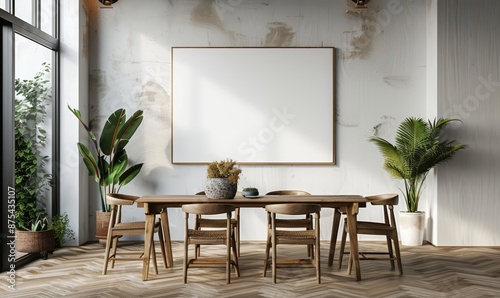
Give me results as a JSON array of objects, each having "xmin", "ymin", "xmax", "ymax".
[{"xmin": 206, "ymin": 159, "xmax": 242, "ymax": 185}]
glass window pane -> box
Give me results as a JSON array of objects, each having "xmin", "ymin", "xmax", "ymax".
[
  {"xmin": 41, "ymin": 0, "xmax": 54, "ymax": 36},
  {"xmin": 0, "ymin": 1, "xmax": 6, "ymax": 11},
  {"xmin": 15, "ymin": 0, "xmax": 33, "ymax": 25},
  {"xmin": 14, "ymin": 34, "xmax": 53, "ymax": 239}
]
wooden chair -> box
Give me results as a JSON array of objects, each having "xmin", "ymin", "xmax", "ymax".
[
  {"xmin": 102, "ymin": 194, "xmax": 167, "ymax": 275},
  {"xmin": 265, "ymin": 190, "xmax": 313, "ymax": 256},
  {"xmin": 194, "ymin": 191, "xmax": 241, "ymax": 256},
  {"xmin": 263, "ymin": 204, "xmax": 322, "ymax": 284},
  {"xmin": 183, "ymin": 203, "xmax": 240, "ymax": 284},
  {"xmin": 338, "ymin": 193, "xmax": 403, "ymax": 275}
]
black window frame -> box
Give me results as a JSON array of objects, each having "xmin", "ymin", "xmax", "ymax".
[{"xmin": 1, "ymin": 1, "xmax": 59, "ymax": 272}]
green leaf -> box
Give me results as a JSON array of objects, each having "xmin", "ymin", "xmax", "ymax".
[
  {"xmin": 115, "ymin": 110, "xmax": 143, "ymax": 153},
  {"xmin": 77, "ymin": 143, "xmax": 99, "ymax": 179},
  {"xmin": 109, "ymin": 149, "xmax": 128, "ymax": 185},
  {"xmin": 119, "ymin": 163, "xmax": 143, "ymax": 186},
  {"xmin": 100, "ymin": 109, "xmax": 126, "ymax": 156}
]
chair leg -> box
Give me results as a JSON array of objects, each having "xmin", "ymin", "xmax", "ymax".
[
  {"xmin": 392, "ymin": 232, "xmax": 403, "ymax": 275},
  {"xmin": 236, "ymin": 208, "xmax": 241, "ymax": 257},
  {"xmin": 102, "ymin": 235, "xmax": 113, "ymax": 275},
  {"xmin": 226, "ymin": 232, "xmax": 231, "ymax": 284},
  {"xmin": 338, "ymin": 222, "xmax": 348, "ymax": 270},
  {"xmin": 183, "ymin": 238, "xmax": 188, "ymax": 283},
  {"xmin": 316, "ymin": 236, "xmax": 321, "ymax": 284},
  {"xmin": 231, "ymin": 232, "xmax": 240, "ymax": 277},
  {"xmin": 272, "ymin": 229, "xmax": 277, "ymax": 284},
  {"xmin": 386, "ymin": 234, "xmax": 395, "ymax": 269},
  {"xmin": 110, "ymin": 236, "xmax": 119, "ymax": 269},
  {"xmin": 263, "ymin": 234, "xmax": 271, "ymax": 277},
  {"xmin": 306, "ymin": 214, "xmax": 312, "ymax": 257},
  {"xmin": 195, "ymin": 215, "xmax": 201, "ymax": 258}
]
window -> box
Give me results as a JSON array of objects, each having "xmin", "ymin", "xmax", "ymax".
[{"xmin": 1, "ymin": 1, "xmax": 59, "ymax": 271}]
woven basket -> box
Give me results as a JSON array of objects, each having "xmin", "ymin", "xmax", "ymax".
[
  {"xmin": 96, "ymin": 211, "xmax": 111, "ymax": 239},
  {"xmin": 16, "ymin": 229, "xmax": 55, "ymax": 253}
]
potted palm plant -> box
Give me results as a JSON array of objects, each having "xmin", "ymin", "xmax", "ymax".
[
  {"xmin": 370, "ymin": 117, "xmax": 466, "ymax": 246},
  {"xmin": 69, "ymin": 106, "xmax": 144, "ymax": 239}
]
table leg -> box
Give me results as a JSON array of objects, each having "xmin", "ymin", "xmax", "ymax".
[
  {"xmin": 142, "ymin": 213, "xmax": 156, "ymax": 281},
  {"xmin": 345, "ymin": 204, "xmax": 361, "ymax": 281},
  {"xmin": 328, "ymin": 208, "xmax": 342, "ymax": 267},
  {"xmin": 160, "ymin": 208, "xmax": 173, "ymax": 267}
]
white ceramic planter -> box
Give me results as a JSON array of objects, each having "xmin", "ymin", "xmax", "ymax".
[{"xmin": 399, "ymin": 211, "xmax": 425, "ymax": 246}]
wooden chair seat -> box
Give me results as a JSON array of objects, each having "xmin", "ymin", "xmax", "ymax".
[
  {"xmin": 265, "ymin": 190, "xmax": 313, "ymax": 256},
  {"xmin": 111, "ymin": 221, "xmax": 147, "ymax": 231},
  {"xmin": 263, "ymin": 203, "xmax": 321, "ymax": 284},
  {"xmin": 183, "ymin": 203, "xmax": 240, "ymax": 284},
  {"xmin": 103, "ymin": 194, "xmax": 167, "ymax": 276},
  {"xmin": 338, "ymin": 193, "xmax": 403, "ymax": 275},
  {"xmin": 195, "ymin": 192, "xmax": 241, "ymax": 256}
]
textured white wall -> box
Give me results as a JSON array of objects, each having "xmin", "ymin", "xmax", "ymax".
[
  {"xmin": 59, "ymin": 0, "xmax": 90, "ymax": 245},
  {"xmin": 436, "ymin": 0, "xmax": 500, "ymax": 246},
  {"xmin": 80, "ymin": 0, "xmax": 497, "ymax": 245},
  {"xmin": 85, "ymin": 0, "xmax": 429, "ymax": 242}
]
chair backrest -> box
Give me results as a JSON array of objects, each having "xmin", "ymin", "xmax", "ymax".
[
  {"xmin": 366, "ymin": 194, "xmax": 399, "ymax": 227},
  {"xmin": 265, "ymin": 203, "xmax": 321, "ymax": 215},
  {"xmin": 182, "ymin": 204, "xmax": 235, "ymax": 215},
  {"xmin": 366, "ymin": 193, "xmax": 399, "ymax": 206},
  {"xmin": 105, "ymin": 194, "xmax": 141, "ymax": 232},
  {"xmin": 106, "ymin": 193, "xmax": 139, "ymax": 206},
  {"xmin": 266, "ymin": 190, "xmax": 311, "ymax": 196}
]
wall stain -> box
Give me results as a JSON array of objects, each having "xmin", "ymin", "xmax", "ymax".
[
  {"xmin": 265, "ymin": 22, "xmax": 295, "ymax": 46},
  {"xmin": 191, "ymin": 0, "xmax": 237, "ymax": 43},
  {"xmin": 136, "ymin": 81, "xmax": 170, "ymax": 121},
  {"xmin": 342, "ymin": 0, "xmax": 381, "ymax": 60},
  {"xmin": 345, "ymin": 16, "xmax": 377, "ymax": 60},
  {"xmin": 89, "ymin": 69, "xmax": 110, "ymax": 103},
  {"xmin": 372, "ymin": 115, "xmax": 396, "ymax": 137},
  {"xmin": 383, "ymin": 75, "xmax": 411, "ymax": 88},
  {"xmin": 135, "ymin": 81, "xmax": 172, "ymax": 174}
]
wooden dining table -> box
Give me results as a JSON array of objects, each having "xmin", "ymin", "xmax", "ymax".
[{"xmin": 136, "ymin": 194, "xmax": 368, "ymax": 281}]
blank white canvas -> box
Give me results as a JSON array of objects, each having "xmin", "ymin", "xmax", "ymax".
[{"xmin": 171, "ymin": 47, "xmax": 335, "ymax": 164}]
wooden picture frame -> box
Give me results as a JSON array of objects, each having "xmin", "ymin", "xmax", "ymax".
[{"xmin": 171, "ymin": 47, "xmax": 336, "ymax": 164}]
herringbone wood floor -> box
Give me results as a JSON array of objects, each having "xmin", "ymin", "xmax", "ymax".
[{"xmin": 2, "ymin": 241, "xmax": 499, "ymax": 297}]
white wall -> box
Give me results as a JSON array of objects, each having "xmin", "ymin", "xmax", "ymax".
[
  {"xmin": 72, "ymin": 0, "xmax": 498, "ymax": 246},
  {"xmin": 59, "ymin": 0, "xmax": 90, "ymax": 245},
  {"xmin": 436, "ymin": 0, "xmax": 500, "ymax": 246},
  {"xmin": 83, "ymin": 0, "xmax": 428, "ymax": 242}
]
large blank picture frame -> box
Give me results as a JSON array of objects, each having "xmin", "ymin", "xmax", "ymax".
[{"xmin": 171, "ymin": 47, "xmax": 336, "ymax": 164}]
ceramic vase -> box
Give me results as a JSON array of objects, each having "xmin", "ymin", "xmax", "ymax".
[
  {"xmin": 204, "ymin": 178, "xmax": 237, "ymax": 199},
  {"xmin": 399, "ymin": 211, "xmax": 425, "ymax": 246}
]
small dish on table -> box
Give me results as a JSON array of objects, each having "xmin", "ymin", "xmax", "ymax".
[{"xmin": 242, "ymin": 187, "xmax": 259, "ymax": 197}]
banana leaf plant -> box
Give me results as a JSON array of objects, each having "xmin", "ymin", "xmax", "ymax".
[
  {"xmin": 68, "ymin": 106, "xmax": 144, "ymax": 212},
  {"xmin": 370, "ymin": 117, "xmax": 466, "ymax": 212}
]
